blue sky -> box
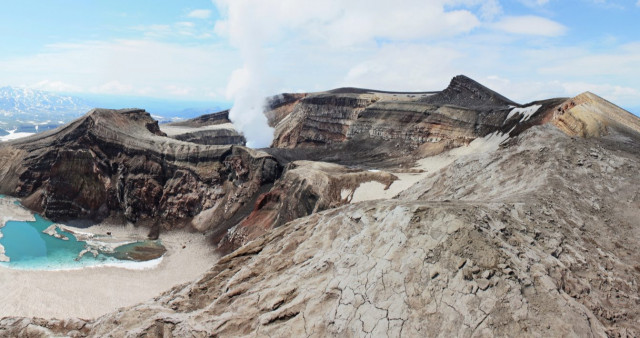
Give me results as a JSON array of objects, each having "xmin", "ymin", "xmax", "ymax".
[{"xmin": 0, "ymin": 0, "xmax": 639, "ymax": 118}]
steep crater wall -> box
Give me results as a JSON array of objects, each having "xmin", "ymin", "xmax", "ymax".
[
  {"xmin": 265, "ymin": 75, "xmax": 559, "ymax": 161},
  {"xmin": 0, "ymin": 109, "xmax": 280, "ymax": 236}
]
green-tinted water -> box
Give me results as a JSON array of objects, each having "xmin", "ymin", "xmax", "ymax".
[
  {"xmin": 0, "ymin": 199, "xmax": 165, "ymax": 270},
  {"xmin": 0, "ymin": 214, "xmax": 100, "ymax": 269}
]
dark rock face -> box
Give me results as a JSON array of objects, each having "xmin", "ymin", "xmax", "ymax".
[
  {"xmin": 0, "ymin": 108, "xmax": 279, "ymax": 231},
  {"xmin": 420, "ymin": 75, "xmax": 517, "ymax": 108},
  {"xmin": 264, "ymin": 93, "xmax": 308, "ymax": 127}
]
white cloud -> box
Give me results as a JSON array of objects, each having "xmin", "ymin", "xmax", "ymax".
[
  {"xmin": 587, "ymin": 0, "xmax": 625, "ymax": 9},
  {"xmin": 91, "ymin": 81, "xmax": 135, "ymax": 95},
  {"xmin": 164, "ymin": 84, "xmax": 193, "ymax": 96},
  {"xmin": 176, "ymin": 21, "xmax": 195, "ymax": 29},
  {"xmin": 492, "ymin": 16, "xmax": 566, "ymax": 36},
  {"xmin": 2, "ymin": 0, "xmax": 638, "ymax": 125},
  {"xmin": 519, "ymin": 0, "xmax": 551, "ymax": 6},
  {"xmin": 214, "ymin": 0, "xmax": 481, "ymax": 46},
  {"xmin": 483, "ymin": 75, "xmax": 640, "ymax": 110},
  {"xmin": 478, "ymin": 0, "xmax": 503, "ymax": 19},
  {"xmin": 342, "ymin": 45, "xmax": 462, "ymax": 91},
  {"xmin": 132, "ymin": 24, "xmax": 171, "ymax": 38},
  {"xmin": 187, "ymin": 9, "xmax": 211, "ymax": 19},
  {"xmin": 31, "ymin": 80, "xmax": 82, "ymax": 93},
  {"xmin": 451, "ymin": 0, "xmax": 502, "ymax": 20},
  {"xmin": 132, "ymin": 21, "xmax": 211, "ymax": 39},
  {"xmin": 0, "ymin": 39, "xmax": 239, "ymax": 99},
  {"xmin": 534, "ymin": 43, "xmax": 640, "ymax": 77},
  {"xmin": 328, "ymin": 32, "xmax": 640, "ymax": 110},
  {"xmin": 561, "ymin": 82, "xmax": 640, "ymax": 99}
]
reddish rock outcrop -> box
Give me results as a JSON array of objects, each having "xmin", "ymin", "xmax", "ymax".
[
  {"xmin": 549, "ymin": 91, "xmax": 640, "ymax": 137},
  {"xmin": 215, "ymin": 160, "xmax": 396, "ymax": 253}
]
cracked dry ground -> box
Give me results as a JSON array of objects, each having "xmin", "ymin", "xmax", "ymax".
[{"xmin": 2, "ymin": 125, "xmax": 639, "ymax": 337}]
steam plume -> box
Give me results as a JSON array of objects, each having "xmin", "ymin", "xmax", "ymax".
[{"xmin": 214, "ymin": 0, "xmax": 275, "ymax": 148}]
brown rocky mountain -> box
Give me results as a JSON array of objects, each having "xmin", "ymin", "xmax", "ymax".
[
  {"xmin": 1, "ymin": 76, "xmax": 639, "ymax": 337},
  {"xmin": 263, "ymin": 75, "xmax": 564, "ymax": 167},
  {"xmin": 0, "ymin": 108, "xmax": 278, "ymax": 237}
]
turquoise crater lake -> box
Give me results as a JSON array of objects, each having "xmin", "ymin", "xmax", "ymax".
[{"xmin": 0, "ymin": 197, "xmax": 166, "ymax": 270}]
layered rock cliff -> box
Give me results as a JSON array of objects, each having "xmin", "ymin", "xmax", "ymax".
[
  {"xmin": 0, "ymin": 108, "xmax": 278, "ymax": 236},
  {"xmin": 216, "ymin": 77, "xmax": 639, "ymax": 253},
  {"xmin": 264, "ymin": 75, "xmax": 563, "ymax": 163}
]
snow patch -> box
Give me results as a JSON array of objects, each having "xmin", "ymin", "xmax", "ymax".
[
  {"xmin": 0, "ymin": 129, "xmax": 35, "ymax": 142},
  {"xmin": 341, "ymin": 188, "xmax": 354, "ymax": 201},
  {"xmin": 350, "ymin": 129, "xmax": 513, "ymax": 203},
  {"xmin": 103, "ymin": 256, "xmax": 164, "ymax": 270},
  {"xmin": 507, "ymin": 105, "xmax": 542, "ymax": 123},
  {"xmin": 447, "ymin": 129, "xmax": 513, "ymax": 157}
]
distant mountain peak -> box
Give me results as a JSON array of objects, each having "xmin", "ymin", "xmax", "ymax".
[
  {"xmin": 0, "ymin": 86, "xmax": 91, "ymax": 112},
  {"xmin": 0, "ymin": 86, "xmax": 93, "ymax": 133}
]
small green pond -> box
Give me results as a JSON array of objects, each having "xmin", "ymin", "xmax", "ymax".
[{"xmin": 0, "ymin": 198, "xmax": 165, "ymax": 270}]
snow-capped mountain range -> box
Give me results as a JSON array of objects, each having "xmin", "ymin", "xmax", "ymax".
[{"xmin": 0, "ymin": 86, "xmax": 92, "ymax": 139}]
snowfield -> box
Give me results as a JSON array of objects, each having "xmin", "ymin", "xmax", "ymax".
[
  {"xmin": 0, "ymin": 130, "xmax": 35, "ymax": 142},
  {"xmin": 507, "ymin": 104, "xmax": 542, "ymax": 122}
]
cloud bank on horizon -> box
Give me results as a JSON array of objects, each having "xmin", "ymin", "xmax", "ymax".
[{"xmin": 0, "ymin": 0, "xmax": 639, "ymax": 146}]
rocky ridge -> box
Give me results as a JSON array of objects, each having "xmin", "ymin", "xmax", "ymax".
[
  {"xmin": 212, "ymin": 76, "xmax": 568, "ymax": 252},
  {"xmin": 264, "ymin": 75, "xmax": 563, "ymax": 164},
  {"xmin": 551, "ymin": 91, "xmax": 640, "ymax": 138}
]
